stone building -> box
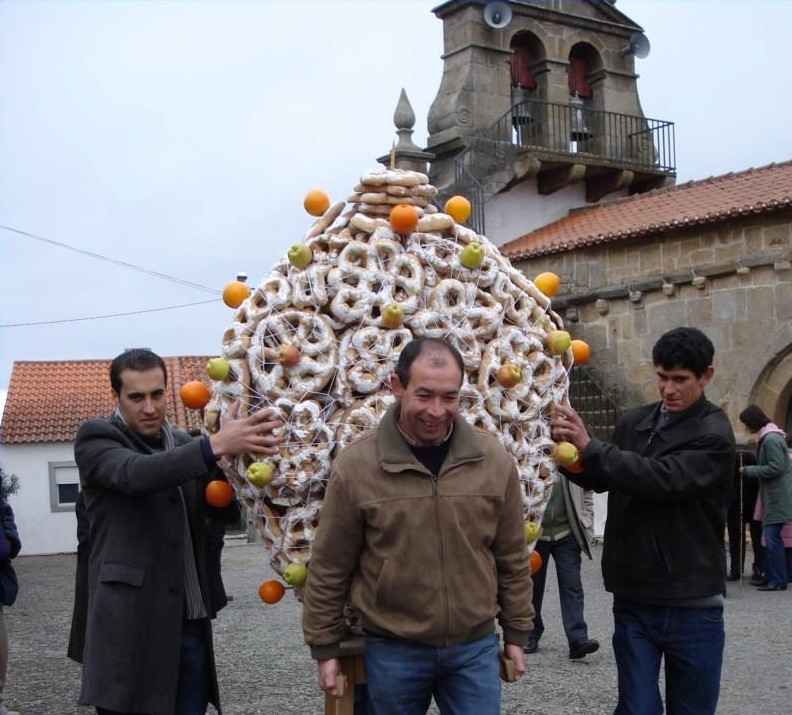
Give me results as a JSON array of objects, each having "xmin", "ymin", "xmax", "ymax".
[
  {"xmin": 417, "ymin": 0, "xmax": 792, "ymax": 441},
  {"xmin": 500, "ymin": 161, "xmax": 792, "ymax": 441}
]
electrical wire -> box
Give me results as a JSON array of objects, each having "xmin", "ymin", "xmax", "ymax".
[
  {"xmin": 0, "ymin": 224, "xmax": 221, "ymax": 295},
  {"xmin": 2, "ymin": 299, "xmax": 220, "ymax": 328}
]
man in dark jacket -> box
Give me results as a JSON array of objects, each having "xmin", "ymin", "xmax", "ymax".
[
  {"xmin": 552, "ymin": 327, "xmax": 735, "ymax": 715},
  {"xmin": 74, "ymin": 348, "xmax": 282, "ymax": 715},
  {"xmin": 1, "ymin": 496, "xmax": 21, "ymax": 715}
]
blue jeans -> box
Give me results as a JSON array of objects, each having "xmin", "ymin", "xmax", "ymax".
[
  {"xmin": 174, "ymin": 619, "xmax": 210, "ymax": 715},
  {"xmin": 762, "ymin": 523, "xmax": 787, "ymax": 588},
  {"xmin": 531, "ymin": 535, "xmax": 589, "ymax": 645},
  {"xmin": 612, "ymin": 599, "xmax": 724, "ymax": 715},
  {"xmin": 364, "ymin": 632, "xmax": 500, "ymax": 715}
]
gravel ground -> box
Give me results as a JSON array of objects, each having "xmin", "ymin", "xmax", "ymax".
[{"xmin": 5, "ymin": 540, "xmax": 791, "ymax": 714}]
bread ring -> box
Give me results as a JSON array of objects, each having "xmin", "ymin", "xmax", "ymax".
[
  {"xmin": 304, "ymin": 200, "xmax": 345, "ymax": 239},
  {"xmin": 291, "ymin": 263, "xmax": 331, "ymax": 310},
  {"xmin": 248, "ymin": 310, "xmax": 337, "ymax": 399},
  {"xmin": 350, "ymin": 213, "xmax": 388, "ymax": 234},
  {"xmin": 335, "ymin": 326, "xmax": 411, "ymax": 397},
  {"xmin": 417, "ymin": 213, "xmax": 455, "ymax": 233},
  {"xmin": 360, "ymin": 168, "xmax": 428, "ymax": 187}
]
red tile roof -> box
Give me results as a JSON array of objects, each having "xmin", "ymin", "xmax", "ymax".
[
  {"xmin": 500, "ymin": 160, "xmax": 792, "ymax": 259},
  {"xmin": 0, "ymin": 356, "xmax": 212, "ymax": 444}
]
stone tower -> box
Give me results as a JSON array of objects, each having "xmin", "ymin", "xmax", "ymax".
[{"xmin": 426, "ymin": 0, "xmax": 675, "ymax": 244}]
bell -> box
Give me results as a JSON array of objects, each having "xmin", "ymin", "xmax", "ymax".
[{"xmin": 569, "ymin": 93, "xmax": 592, "ymax": 141}]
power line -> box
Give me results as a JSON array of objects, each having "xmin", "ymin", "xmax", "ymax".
[
  {"xmin": 2, "ymin": 299, "xmax": 221, "ymax": 328},
  {"xmin": 0, "ymin": 224, "xmax": 221, "ymax": 295}
]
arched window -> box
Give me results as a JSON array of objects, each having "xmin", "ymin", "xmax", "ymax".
[
  {"xmin": 509, "ymin": 43, "xmax": 537, "ymax": 91},
  {"xmin": 568, "ymin": 56, "xmax": 592, "ymax": 98}
]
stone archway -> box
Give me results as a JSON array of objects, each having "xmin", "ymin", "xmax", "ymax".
[{"xmin": 749, "ymin": 344, "xmax": 792, "ymax": 431}]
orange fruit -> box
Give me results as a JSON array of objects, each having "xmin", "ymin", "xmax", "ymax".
[
  {"xmin": 222, "ymin": 280, "xmax": 250, "ymax": 309},
  {"xmin": 533, "ymin": 271, "xmax": 560, "ymax": 297},
  {"xmin": 570, "ymin": 339, "xmax": 591, "ymax": 366},
  {"xmin": 258, "ymin": 579, "xmax": 286, "ymax": 604},
  {"xmin": 303, "ymin": 189, "xmax": 330, "ymax": 217},
  {"xmin": 180, "ymin": 380, "xmax": 211, "ymax": 410},
  {"xmin": 389, "ymin": 204, "xmax": 419, "ymax": 235},
  {"xmin": 205, "ymin": 479, "xmax": 234, "ymax": 508},
  {"xmin": 529, "ymin": 549, "xmax": 543, "ymax": 575},
  {"xmin": 444, "ymin": 195, "xmax": 472, "ymax": 223}
]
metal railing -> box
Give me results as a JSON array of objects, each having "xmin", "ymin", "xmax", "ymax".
[
  {"xmin": 453, "ymin": 98, "xmax": 676, "ymax": 233},
  {"xmin": 567, "ymin": 366, "xmax": 621, "ymax": 441}
]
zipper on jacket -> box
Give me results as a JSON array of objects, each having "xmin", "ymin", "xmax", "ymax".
[{"xmin": 432, "ymin": 474, "xmax": 451, "ymax": 643}]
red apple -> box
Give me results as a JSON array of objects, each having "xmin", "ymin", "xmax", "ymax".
[
  {"xmin": 277, "ymin": 344, "xmax": 300, "ymax": 367},
  {"xmin": 496, "ymin": 363, "xmax": 521, "ymax": 388}
]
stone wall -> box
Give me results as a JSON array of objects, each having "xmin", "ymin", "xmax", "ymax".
[{"xmin": 513, "ymin": 212, "xmax": 792, "ymax": 440}]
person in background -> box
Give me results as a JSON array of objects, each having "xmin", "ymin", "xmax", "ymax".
[
  {"xmin": 302, "ymin": 338, "xmax": 533, "ymax": 715},
  {"xmin": 67, "ymin": 490, "xmax": 90, "ymax": 664},
  {"xmin": 738, "ymin": 404, "xmax": 792, "ymax": 592},
  {"xmin": 726, "ymin": 450, "xmax": 760, "ymax": 581},
  {"xmin": 74, "ymin": 348, "xmax": 282, "ymax": 715},
  {"xmin": 1, "ymin": 494, "xmax": 21, "ymax": 715},
  {"xmin": 552, "ymin": 327, "xmax": 735, "ymax": 715},
  {"xmin": 524, "ymin": 478, "xmax": 599, "ymax": 660}
]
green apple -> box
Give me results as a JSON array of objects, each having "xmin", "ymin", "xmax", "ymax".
[
  {"xmin": 247, "ymin": 461, "xmax": 274, "ymax": 488},
  {"xmin": 287, "ymin": 243, "xmax": 313, "ymax": 269},
  {"xmin": 459, "ymin": 241, "xmax": 484, "ymax": 270},
  {"xmin": 277, "ymin": 344, "xmax": 300, "ymax": 367},
  {"xmin": 205, "ymin": 357, "xmax": 230, "ymax": 381},
  {"xmin": 545, "ymin": 330, "xmax": 571, "ymax": 355},
  {"xmin": 496, "ymin": 363, "xmax": 521, "ymax": 388},
  {"xmin": 524, "ymin": 521, "xmax": 541, "ymax": 544},
  {"xmin": 555, "ymin": 441, "xmax": 580, "ymax": 468},
  {"xmin": 283, "ymin": 562, "xmax": 308, "ymax": 588},
  {"xmin": 381, "ymin": 302, "xmax": 405, "ymax": 329}
]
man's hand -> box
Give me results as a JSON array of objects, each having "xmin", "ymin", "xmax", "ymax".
[
  {"xmin": 551, "ymin": 404, "xmax": 591, "ymax": 453},
  {"xmin": 317, "ymin": 658, "xmax": 345, "ymax": 696},
  {"xmin": 208, "ymin": 399, "xmax": 284, "ymax": 457},
  {"xmin": 504, "ymin": 642, "xmax": 526, "ymax": 680}
]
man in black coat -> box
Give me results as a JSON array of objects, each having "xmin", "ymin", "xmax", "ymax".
[
  {"xmin": 552, "ymin": 328, "xmax": 735, "ymax": 715},
  {"xmin": 1, "ymin": 495, "xmax": 21, "ymax": 715},
  {"xmin": 74, "ymin": 348, "xmax": 281, "ymax": 715}
]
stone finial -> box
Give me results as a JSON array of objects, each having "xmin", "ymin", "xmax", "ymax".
[{"xmin": 377, "ymin": 88, "xmax": 435, "ymax": 173}]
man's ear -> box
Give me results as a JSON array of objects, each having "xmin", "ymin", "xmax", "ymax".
[
  {"xmin": 700, "ymin": 365, "xmax": 715, "ymax": 386},
  {"xmin": 391, "ymin": 373, "xmax": 404, "ymax": 399}
]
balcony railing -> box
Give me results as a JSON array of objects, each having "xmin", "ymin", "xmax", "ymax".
[{"xmin": 453, "ymin": 98, "xmax": 676, "ymax": 232}]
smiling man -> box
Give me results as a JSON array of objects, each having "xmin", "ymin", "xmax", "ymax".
[
  {"xmin": 551, "ymin": 327, "xmax": 735, "ymax": 715},
  {"xmin": 302, "ymin": 338, "xmax": 533, "ymax": 715},
  {"xmin": 73, "ymin": 348, "xmax": 282, "ymax": 715}
]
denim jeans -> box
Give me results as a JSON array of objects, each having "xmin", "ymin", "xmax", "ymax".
[
  {"xmin": 612, "ymin": 599, "xmax": 724, "ymax": 715},
  {"xmin": 531, "ymin": 535, "xmax": 588, "ymax": 645},
  {"xmin": 364, "ymin": 632, "xmax": 500, "ymax": 715},
  {"xmin": 174, "ymin": 619, "xmax": 210, "ymax": 715},
  {"xmin": 762, "ymin": 523, "xmax": 787, "ymax": 588}
]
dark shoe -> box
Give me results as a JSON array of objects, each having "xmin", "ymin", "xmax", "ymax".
[
  {"xmin": 523, "ymin": 637, "xmax": 539, "ymax": 655},
  {"xmin": 726, "ymin": 574, "xmax": 740, "ymax": 582},
  {"xmin": 749, "ymin": 576, "xmax": 766, "ymax": 587},
  {"xmin": 757, "ymin": 584, "xmax": 787, "ymax": 591},
  {"xmin": 569, "ymin": 638, "xmax": 600, "ymax": 659}
]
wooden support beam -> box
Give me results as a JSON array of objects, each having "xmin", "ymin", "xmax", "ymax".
[
  {"xmin": 586, "ymin": 169, "xmax": 634, "ymax": 202},
  {"xmin": 537, "ymin": 163, "xmax": 586, "ymax": 195}
]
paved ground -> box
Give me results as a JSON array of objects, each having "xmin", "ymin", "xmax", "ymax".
[{"xmin": 5, "ymin": 540, "xmax": 791, "ymax": 714}]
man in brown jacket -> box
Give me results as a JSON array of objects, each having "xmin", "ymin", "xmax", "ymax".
[{"xmin": 302, "ymin": 338, "xmax": 533, "ymax": 715}]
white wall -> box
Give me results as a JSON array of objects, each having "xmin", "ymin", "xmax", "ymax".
[
  {"xmin": 483, "ymin": 178, "xmax": 629, "ymax": 247},
  {"xmin": 3, "ymin": 442, "xmax": 79, "ymax": 555}
]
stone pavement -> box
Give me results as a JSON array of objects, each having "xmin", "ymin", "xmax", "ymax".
[{"xmin": 5, "ymin": 540, "xmax": 791, "ymax": 714}]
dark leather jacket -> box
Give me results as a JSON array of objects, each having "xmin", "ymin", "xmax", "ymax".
[{"xmin": 569, "ymin": 395, "xmax": 735, "ymax": 602}]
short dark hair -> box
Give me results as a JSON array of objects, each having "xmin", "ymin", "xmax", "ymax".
[
  {"xmin": 109, "ymin": 349, "xmax": 167, "ymax": 395},
  {"xmin": 394, "ymin": 338, "xmax": 464, "ymax": 387},
  {"xmin": 739, "ymin": 404, "xmax": 771, "ymax": 432},
  {"xmin": 651, "ymin": 327, "xmax": 714, "ymax": 377}
]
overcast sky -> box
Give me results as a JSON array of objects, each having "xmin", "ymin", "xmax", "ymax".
[{"xmin": 2, "ymin": 0, "xmax": 791, "ymax": 413}]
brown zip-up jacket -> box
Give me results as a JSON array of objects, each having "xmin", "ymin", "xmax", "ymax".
[{"xmin": 302, "ymin": 404, "xmax": 534, "ymax": 660}]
